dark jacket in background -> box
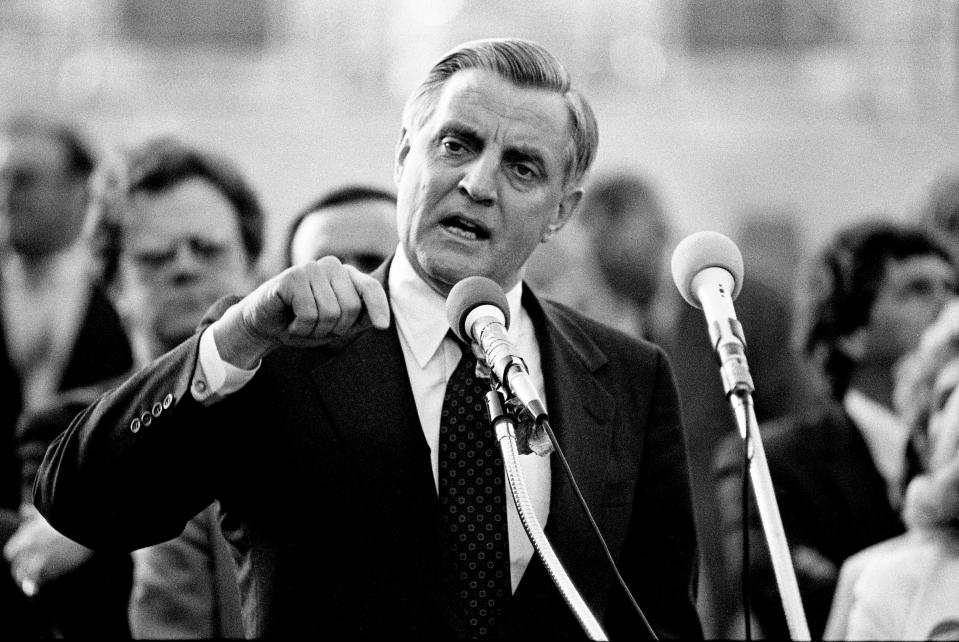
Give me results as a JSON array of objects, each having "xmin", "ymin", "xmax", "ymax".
[
  {"xmin": 714, "ymin": 404, "xmax": 905, "ymax": 638},
  {"xmin": 1, "ymin": 285, "xmax": 133, "ymax": 639}
]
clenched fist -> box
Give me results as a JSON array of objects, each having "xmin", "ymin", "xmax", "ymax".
[{"xmin": 212, "ymin": 257, "xmax": 391, "ymax": 368}]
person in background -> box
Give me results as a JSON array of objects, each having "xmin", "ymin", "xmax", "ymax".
[
  {"xmin": 527, "ymin": 171, "xmax": 810, "ymax": 636},
  {"xmin": 0, "ymin": 112, "xmax": 133, "ymax": 638},
  {"xmin": 103, "ymin": 137, "xmax": 262, "ymax": 639},
  {"xmin": 12, "ymin": 136, "xmax": 264, "ymax": 638},
  {"xmin": 34, "ymin": 38, "xmax": 702, "ymax": 638},
  {"xmin": 526, "ymin": 172, "xmax": 672, "ymax": 339},
  {"xmin": 714, "ymin": 220, "xmax": 958, "ymax": 639},
  {"xmin": 285, "ymin": 185, "xmax": 397, "ymax": 270},
  {"xmin": 824, "ymin": 298, "xmax": 959, "ymax": 639}
]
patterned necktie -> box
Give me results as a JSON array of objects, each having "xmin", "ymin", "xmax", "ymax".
[{"xmin": 438, "ymin": 338, "xmax": 511, "ymax": 637}]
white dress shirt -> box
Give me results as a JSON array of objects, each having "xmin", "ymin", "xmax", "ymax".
[
  {"xmin": 843, "ymin": 388, "xmax": 911, "ymax": 510},
  {"xmin": 1, "ymin": 244, "xmax": 92, "ymax": 409},
  {"xmin": 193, "ymin": 250, "xmax": 551, "ymax": 591}
]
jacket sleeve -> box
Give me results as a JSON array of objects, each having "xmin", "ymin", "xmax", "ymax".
[{"xmin": 34, "ymin": 333, "xmax": 235, "ymax": 552}]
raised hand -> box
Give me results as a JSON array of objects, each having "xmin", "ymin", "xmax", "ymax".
[{"xmin": 212, "ymin": 257, "xmax": 390, "ymax": 368}]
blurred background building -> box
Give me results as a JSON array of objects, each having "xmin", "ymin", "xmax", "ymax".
[{"xmin": 3, "ymin": 0, "xmax": 959, "ymax": 272}]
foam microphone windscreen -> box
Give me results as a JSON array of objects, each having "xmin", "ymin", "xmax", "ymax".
[
  {"xmin": 670, "ymin": 231, "xmax": 745, "ymax": 308},
  {"xmin": 446, "ymin": 276, "xmax": 511, "ymax": 343}
]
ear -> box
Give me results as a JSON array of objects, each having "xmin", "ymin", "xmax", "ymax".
[
  {"xmin": 394, "ymin": 128, "xmax": 411, "ymax": 185},
  {"xmin": 836, "ymin": 327, "xmax": 867, "ymax": 362},
  {"xmin": 548, "ymin": 186, "xmax": 583, "ymax": 236}
]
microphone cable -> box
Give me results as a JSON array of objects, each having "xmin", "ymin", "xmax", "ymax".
[
  {"xmin": 540, "ymin": 418, "xmax": 659, "ymax": 640},
  {"xmin": 740, "ymin": 392, "xmax": 752, "ymax": 642}
]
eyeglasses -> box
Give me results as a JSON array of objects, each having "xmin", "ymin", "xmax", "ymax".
[{"xmin": 125, "ymin": 236, "xmax": 230, "ymax": 270}]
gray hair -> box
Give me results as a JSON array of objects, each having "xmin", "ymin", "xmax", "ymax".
[{"xmin": 402, "ymin": 38, "xmax": 598, "ymax": 187}]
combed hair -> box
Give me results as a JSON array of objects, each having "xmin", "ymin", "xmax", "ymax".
[
  {"xmin": 86, "ymin": 136, "xmax": 264, "ymax": 286},
  {"xmin": 402, "ymin": 38, "xmax": 598, "ymax": 186},
  {"xmin": 794, "ymin": 220, "xmax": 955, "ymax": 400}
]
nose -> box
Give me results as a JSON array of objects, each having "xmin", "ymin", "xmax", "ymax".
[
  {"xmin": 458, "ymin": 154, "xmax": 497, "ymax": 207},
  {"xmin": 169, "ymin": 242, "xmax": 203, "ymax": 284}
]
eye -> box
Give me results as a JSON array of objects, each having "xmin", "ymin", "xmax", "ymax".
[
  {"xmin": 132, "ymin": 249, "xmax": 175, "ymax": 270},
  {"xmin": 512, "ymin": 163, "xmax": 537, "ymax": 180},
  {"xmin": 442, "ymin": 138, "xmax": 468, "ymax": 155},
  {"xmin": 189, "ymin": 238, "xmax": 226, "ymax": 261}
]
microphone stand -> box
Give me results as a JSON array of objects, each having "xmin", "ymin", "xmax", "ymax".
[
  {"xmin": 483, "ymin": 390, "xmax": 608, "ymax": 641},
  {"xmin": 714, "ymin": 320, "xmax": 811, "ymax": 641}
]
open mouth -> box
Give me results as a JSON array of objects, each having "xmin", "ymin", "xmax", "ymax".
[{"xmin": 440, "ymin": 215, "xmax": 490, "ymax": 241}]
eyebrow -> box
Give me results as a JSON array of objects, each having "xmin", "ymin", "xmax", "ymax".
[
  {"xmin": 438, "ymin": 121, "xmax": 548, "ymax": 174},
  {"xmin": 437, "ymin": 123, "xmax": 483, "ymax": 149},
  {"xmin": 504, "ymin": 146, "xmax": 546, "ymax": 174}
]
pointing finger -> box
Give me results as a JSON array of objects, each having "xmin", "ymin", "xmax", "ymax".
[{"xmin": 349, "ymin": 269, "xmax": 390, "ymax": 329}]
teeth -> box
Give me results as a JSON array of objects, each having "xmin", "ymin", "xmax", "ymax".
[
  {"xmin": 442, "ymin": 217, "xmax": 484, "ymax": 240},
  {"xmin": 447, "ymin": 225, "xmax": 478, "ymax": 240}
]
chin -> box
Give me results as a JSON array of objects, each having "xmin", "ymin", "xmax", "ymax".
[{"xmin": 420, "ymin": 255, "xmax": 480, "ymax": 290}]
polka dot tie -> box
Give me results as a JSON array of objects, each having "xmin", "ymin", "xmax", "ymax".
[{"xmin": 438, "ymin": 339, "xmax": 511, "ymax": 638}]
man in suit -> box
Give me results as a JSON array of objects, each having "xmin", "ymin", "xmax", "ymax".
[
  {"xmin": 11, "ymin": 136, "xmax": 264, "ymax": 639},
  {"xmin": 35, "ymin": 39, "xmax": 701, "ymax": 639},
  {"xmin": 0, "ymin": 113, "xmax": 132, "ymax": 637},
  {"xmin": 284, "ymin": 184, "xmax": 398, "ymax": 271},
  {"xmin": 714, "ymin": 220, "xmax": 958, "ymax": 639}
]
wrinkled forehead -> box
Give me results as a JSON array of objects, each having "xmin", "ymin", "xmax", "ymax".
[
  {"xmin": 434, "ymin": 70, "xmax": 570, "ymax": 131},
  {"xmin": 428, "ymin": 70, "xmax": 574, "ymax": 176}
]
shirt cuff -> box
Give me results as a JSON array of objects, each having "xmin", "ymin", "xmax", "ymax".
[{"xmin": 191, "ymin": 327, "xmax": 260, "ymax": 404}]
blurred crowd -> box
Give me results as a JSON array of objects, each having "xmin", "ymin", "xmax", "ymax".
[{"xmin": 2, "ymin": 105, "xmax": 959, "ymax": 640}]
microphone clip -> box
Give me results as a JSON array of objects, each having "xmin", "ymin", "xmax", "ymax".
[
  {"xmin": 475, "ymin": 352, "xmax": 553, "ymax": 457},
  {"xmin": 503, "ymin": 396, "xmax": 554, "ymax": 456},
  {"xmin": 710, "ymin": 317, "xmax": 755, "ymax": 397}
]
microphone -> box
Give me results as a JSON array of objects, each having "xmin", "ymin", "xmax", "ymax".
[
  {"xmin": 670, "ymin": 231, "xmax": 754, "ymax": 395},
  {"xmin": 446, "ymin": 276, "xmax": 548, "ymax": 423}
]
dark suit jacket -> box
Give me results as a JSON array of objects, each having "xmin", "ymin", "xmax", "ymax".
[
  {"xmin": 35, "ymin": 275, "xmax": 701, "ymax": 639},
  {"xmin": 0, "ymin": 283, "xmax": 133, "ymax": 638},
  {"xmin": 713, "ymin": 403, "xmax": 905, "ymax": 639}
]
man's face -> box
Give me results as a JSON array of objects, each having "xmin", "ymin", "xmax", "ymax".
[
  {"xmin": 858, "ymin": 255, "xmax": 957, "ymax": 367},
  {"xmin": 116, "ymin": 177, "xmax": 255, "ymax": 351},
  {"xmin": 394, "ymin": 69, "xmax": 583, "ymax": 296},
  {"xmin": 590, "ymin": 203, "xmax": 667, "ymax": 307},
  {"xmin": 0, "ymin": 132, "xmax": 86, "ymax": 256},
  {"xmin": 289, "ymin": 199, "xmax": 398, "ymax": 273}
]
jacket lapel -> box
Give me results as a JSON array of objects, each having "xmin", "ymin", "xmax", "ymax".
[
  {"xmin": 306, "ymin": 262, "xmax": 466, "ymax": 635},
  {"xmin": 521, "ymin": 292, "xmax": 617, "ymax": 583}
]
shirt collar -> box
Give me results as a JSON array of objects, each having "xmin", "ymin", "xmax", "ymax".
[{"xmin": 387, "ymin": 247, "xmax": 525, "ymax": 369}]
